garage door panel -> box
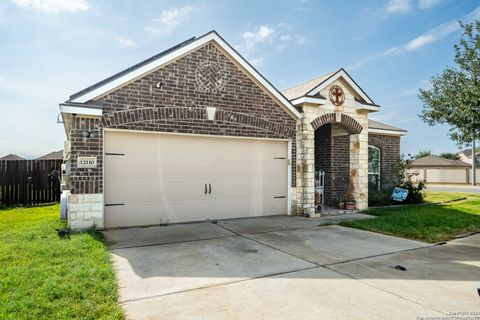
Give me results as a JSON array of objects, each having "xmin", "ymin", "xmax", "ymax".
[{"xmin": 104, "ymin": 131, "xmax": 289, "ymax": 228}]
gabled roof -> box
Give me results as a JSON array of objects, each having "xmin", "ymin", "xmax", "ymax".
[
  {"xmin": 64, "ymin": 30, "xmax": 300, "ymax": 119},
  {"xmin": 411, "ymin": 155, "xmax": 470, "ymax": 167},
  {"xmin": 282, "ymin": 68, "xmax": 374, "ymax": 104},
  {"xmin": 0, "ymin": 154, "xmax": 25, "ymax": 160},
  {"xmin": 282, "ymin": 71, "xmax": 335, "ymax": 100},
  {"xmin": 37, "ymin": 150, "xmax": 63, "ymax": 160},
  {"xmin": 459, "ymin": 148, "xmax": 480, "ymax": 158},
  {"xmin": 368, "ymin": 119, "xmax": 406, "ymax": 133}
]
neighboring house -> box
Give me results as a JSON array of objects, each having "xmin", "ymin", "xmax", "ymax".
[
  {"xmin": 37, "ymin": 150, "xmax": 63, "ymax": 160},
  {"xmin": 458, "ymin": 148, "xmax": 479, "ymax": 165},
  {"xmin": 0, "ymin": 154, "xmax": 25, "ymax": 160},
  {"xmin": 59, "ymin": 31, "xmax": 406, "ymax": 229},
  {"xmin": 409, "ymin": 155, "xmax": 476, "ymax": 184}
]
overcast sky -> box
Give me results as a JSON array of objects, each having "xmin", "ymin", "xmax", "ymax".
[{"xmin": 0, "ymin": 0, "xmax": 479, "ymax": 158}]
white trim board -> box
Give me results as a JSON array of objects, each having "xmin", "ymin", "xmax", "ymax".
[
  {"xmin": 307, "ymin": 69, "xmax": 374, "ymax": 105},
  {"xmin": 368, "ymin": 128, "xmax": 407, "ymax": 136},
  {"xmin": 290, "ymin": 96, "xmax": 327, "ymax": 106},
  {"xmin": 59, "ymin": 104, "xmax": 102, "ymax": 116},
  {"xmin": 68, "ymin": 32, "xmax": 300, "ymax": 119}
]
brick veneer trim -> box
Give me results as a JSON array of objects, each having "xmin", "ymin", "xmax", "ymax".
[{"xmin": 311, "ymin": 113, "xmax": 363, "ymax": 134}]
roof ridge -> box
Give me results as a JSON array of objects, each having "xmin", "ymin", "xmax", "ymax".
[{"xmin": 283, "ymin": 70, "xmax": 338, "ymax": 91}]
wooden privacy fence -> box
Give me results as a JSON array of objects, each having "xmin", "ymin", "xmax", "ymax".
[{"xmin": 0, "ymin": 159, "xmax": 62, "ymax": 205}]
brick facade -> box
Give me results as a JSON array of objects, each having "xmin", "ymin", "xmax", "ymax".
[
  {"xmin": 368, "ymin": 134, "xmax": 401, "ymax": 188},
  {"xmin": 314, "ymin": 124, "xmax": 350, "ymax": 205},
  {"xmin": 68, "ymin": 42, "xmax": 297, "ymax": 195}
]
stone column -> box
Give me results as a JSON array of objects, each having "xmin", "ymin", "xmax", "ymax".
[
  {"xmin": 349, "ymin": 132, "xmax": 368, "ymax": 210},
  {"xmin": 296, "ymin": 115, "xmax": 316, "ymax": 216}
]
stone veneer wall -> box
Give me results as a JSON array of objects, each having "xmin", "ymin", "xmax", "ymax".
[
  {"xmin": 296, "ymin": 78, "xmax": 369, "ymax": 215},
  {"xmin": 67, "ymin": 193, "xmax": 104, "ymax": 229},
  {"xmin": 368, "ymin": 134, "xmax": 401, "ymax": 188}
]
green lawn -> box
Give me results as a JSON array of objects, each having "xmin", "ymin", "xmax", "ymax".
[
  {"xmin": 424, "ymin": 191, "xmax": 478, "ymax": 203},
  {"xmin": 0, "ymin": 205, "xmax": 124, "ymax": 320},
  {"xmin": 342, "ymin": 192, "xmax": 480, "ymax": 243}
]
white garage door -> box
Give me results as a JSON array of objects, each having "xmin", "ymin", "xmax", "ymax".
[
  {"xmin": 426, "ymin": 168, "xmax": 467, "ymax": 184},
  {"xmin": 104, "ymin": 130, "xmax": 289, "ymax": 228}
]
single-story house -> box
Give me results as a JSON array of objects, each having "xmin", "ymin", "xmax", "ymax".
[
  {"xmin": 59, "ymin": 31, "xmax": 406, "ymax": 229},
  {"xmin": 408, "ymin": 155, "xmax": 476, "ymax": 184},
  {"xmin": 458, "ymin": 148, "xmax": 479, "ymax": 165},
  {"xmin": 37, "ymin": 150, "xmax": 63, "ymax": 160},
  {"xmin": 0, "ymin": 154, "xmax": 25, "ymax": 160}
]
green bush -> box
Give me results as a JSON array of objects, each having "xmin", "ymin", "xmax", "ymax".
[{"xmin": 368, "ymin": 154, "xmax": 426, "ymax": 206}]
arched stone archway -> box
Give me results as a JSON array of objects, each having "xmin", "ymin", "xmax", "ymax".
[
  {"xmin": 296, "ymin": 111, "xmax": 368, "ymax": 216},
  {"xmin": 311, "ymin": 112, "xmax": 363, "ymax": 134}
]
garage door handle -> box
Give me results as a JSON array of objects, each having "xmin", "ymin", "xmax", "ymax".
[
  {"xmin": 205, "ymin": 184, "xmax": 207, "ymax": 194},
  {"xmin": 209, "ymin": 183, "xmax": 212, "ymax": 194}
]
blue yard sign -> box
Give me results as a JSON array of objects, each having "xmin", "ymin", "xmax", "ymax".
[{"xmin": 391, "ymin": 187, "xmax": 408, "ymax": 202}]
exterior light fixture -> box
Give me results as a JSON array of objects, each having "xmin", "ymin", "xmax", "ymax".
[{"xmin": 82, "ymin": 130, "xmax": 93, "ymax": 142}]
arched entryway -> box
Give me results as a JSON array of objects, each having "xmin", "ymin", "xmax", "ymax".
[{"xmin": 311, "ymin": 113, "xmax": 363, "ymax": 209}]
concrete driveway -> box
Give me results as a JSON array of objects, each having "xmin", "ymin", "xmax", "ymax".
[{"xmin": 103, "ymin": 215, "xmax": 480, "ymax": 320}]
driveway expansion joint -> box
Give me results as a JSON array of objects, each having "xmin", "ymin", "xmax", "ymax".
[
  {"xmin": 323, "ymin": 263, "xmax": 447, "ymax": 316},
  {"xmin": 119, "ymin": 265, "xmax": 323, "ymax": 304},
  {"xmin": 214, "ymin": 221, "xmax": 321, "ymax": 266}
]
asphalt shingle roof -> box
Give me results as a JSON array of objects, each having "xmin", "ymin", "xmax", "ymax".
[
  {"xmin": 368, "ymin": 119, "xmax": 406, "ymax": 132},
  {"xmin": 282, "ymin": 71, "xmax": 336, "ymax": 100},
  {"xmin": 37, "ymin": 150, "xmax": 63, "ymax": 160},
  {"xmin": 411, "ymin": 155, "xmax": 471, "ymax": 167},
  {"xmin": 0, "ymin": 154, "xmax": 25, "ymax": 160}
]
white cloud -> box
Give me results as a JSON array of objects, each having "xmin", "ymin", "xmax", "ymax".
[
  {"xmin": 9, "ymin": 0, "xmax": 89, "ymax": 14},
  {"xmin": 242, "ymin": 25, "xmax": 275, "ymax": 47},
  {"xmin": 348, "ymin": 6, "xmax": 480, "ymax": 70},
  {"xmin": 146, "ymin": 5, "xmax": 193, "ymax": 35},
  {"xmin": 419, "ymin": 0, "xmax": 442, "ymax": 9},
  {"xmin": 236, "ymin": 24, "xmax": 306, "ymax": 67},
  {"xmin": 0, "ymin": 75, "xmax": 4, "ymax": 83},
  {"xmin": 385, "ymin": 0, "xmax": 412, "ymax": 15},
  {"xmin": 116, "ymin": 36, "xmax": 137, "ymax": 48}
]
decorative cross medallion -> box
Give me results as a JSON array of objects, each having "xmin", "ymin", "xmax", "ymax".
[{"xmin": 329, "ymin": 85, "xmax": 345, "ymax": 106}]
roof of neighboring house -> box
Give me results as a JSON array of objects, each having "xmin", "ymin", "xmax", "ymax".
[
  {"xmin": 459, "ymin": 148, "xmax": 480, "ymax": 158},
  {"xmin": 368, "ymin": 119, "xmax": 407, "ymax": 133},
  {"xmin": 411, "ymin": 155, "xmax": 471, "ymax": 167},
  {"xmin": 0, "ymin": 154, "xmax": 25, "ymax": 160},
  {"xmin": 37, "ymin": 150, "xmax": 63, "ymax": 160}
]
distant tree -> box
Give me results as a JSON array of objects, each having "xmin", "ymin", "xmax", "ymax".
[
  {"xmin": 418, "ymin": 21, "xmax": 480, "ymax": 147},
  {"xmin": 415, "ymin": 150, "xmax": 433, "ymax": 159},
  {"xmin": 439, "ymin": 152, "xmax": 460, "ymax": 160}
]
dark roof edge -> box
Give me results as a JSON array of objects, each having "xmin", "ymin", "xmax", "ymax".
[
  {"xmin": 66, "ymin": 34, "xmax": 206, "ymax": 102},
  {"xmin": 339, "ymin": 68, "xmax": 374, "ymax": 104}
]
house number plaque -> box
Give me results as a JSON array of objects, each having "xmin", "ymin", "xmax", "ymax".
[{"xmin": 77, "ymin": 156, "xmax": 97, "ymax": 168}]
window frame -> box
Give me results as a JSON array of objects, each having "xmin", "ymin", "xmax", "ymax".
[{"xmin": 368, "ymin": 145, "xmax": 381, "ymax": 190}]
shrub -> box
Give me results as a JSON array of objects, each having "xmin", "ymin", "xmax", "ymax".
[
  {"xmin": 391, "ymin": 153, "xmax": 426, "ymax": 204},
  {"xmin": 369, "ymin": 154, "xmax": 426, "ymax": 207}
]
